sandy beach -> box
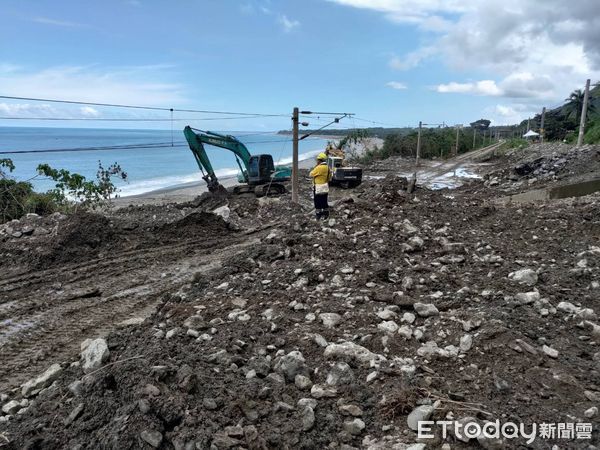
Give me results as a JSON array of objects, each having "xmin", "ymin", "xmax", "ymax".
[{"xmin": 112, "ymin": 137, "xmax": 383, "ymax": 207}]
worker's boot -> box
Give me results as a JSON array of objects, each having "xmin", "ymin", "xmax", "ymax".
[
  {"xmin": 322, "ymin": 208, "xmax": 330, "ymax": 220},
  {"xmin": 315, "ymin": 209, "xmax": 323, "ymax": 220}
]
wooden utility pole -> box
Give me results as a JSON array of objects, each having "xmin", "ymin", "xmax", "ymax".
[
  {"xmin": 415, "ymin": 121, "xmax": 422, "ymax": 166},
  {"xmin": 454, "ymin": 125, "xmax": 460, "ymax": 156},
  {"xmin": 472, "ymin": 128, "xmax": 477, "ymax": 149},
  {"xmin": 540, "ymin": 107, "xmax": 546, "ymax": 143},
  {"xmin": 291, "ymin": 107, "xmax": 299, "ymax": 204},
  {"xmin": 577, "ymin": 79, "xmax": 591, "ymax": 147}
]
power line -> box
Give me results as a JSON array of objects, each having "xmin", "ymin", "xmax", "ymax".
[
  {"xmin": 0, "ymin": 142, "xmax": 189, "ymax": 155},
  {"xmin": 0, "ymin": 115, "xmax": 280, "ymax": 122},
  {"xmin": 0, "ymin": 95, "xmax": 290, "ymax": 117}
]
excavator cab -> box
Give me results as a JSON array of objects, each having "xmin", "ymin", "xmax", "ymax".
[{"xmin": 247, "ymin": 154, "xmax": 275, "ymax": 185}]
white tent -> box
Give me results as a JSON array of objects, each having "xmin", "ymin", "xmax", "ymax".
[{"xmin": 523, "ymin": 130, "xmax": 539, "ymax": 138}]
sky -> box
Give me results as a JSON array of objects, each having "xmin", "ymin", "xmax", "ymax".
[{"xmin": 1, "ymin": 0, "xmax": 599, "ymax": 131}]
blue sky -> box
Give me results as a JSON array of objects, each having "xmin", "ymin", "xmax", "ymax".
[{"xmin": 1, "ymin": 0, "xmax": 598, "ymax": 130}]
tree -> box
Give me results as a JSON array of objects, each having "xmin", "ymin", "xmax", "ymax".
[
  {"xmin": 470, "ymin": 119, "xmax": 491, "ymax": 130},
  {"xmin": 564, "ymin": 89, "xmax": 596, "ymax": 123}
]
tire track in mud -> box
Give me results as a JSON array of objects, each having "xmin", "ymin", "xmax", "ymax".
[{"xmin": 0, "ymin": 233, "xmax": 261, "ymax": 392}]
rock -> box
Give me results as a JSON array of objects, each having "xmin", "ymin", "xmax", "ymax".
[
  {"xmin": 407, "ymin": 405, "xmax": 434, "ymax": 431},
  {"xmin": 140, "ymin": 430, "xmax": 163, "ymax": 448},
  {"xmin": 413, "ymin": 303, "xmax": 439, "ymax": 317},
  {"xmin": 295, "ymin": 375, "xmax": 313, "ymax": 390},
  {"xmin": 144, "ymin": 384, "xmax": 161, "ymax": 396},
  {"xmin": 298, "ymin": 398, "xmax": 318, "ymax": 410},
  {"xmin": 407, "ymin": 236, "xmax": 424, "ymax": 250},
  {"xmin": 300, "ymin": 406, "xmax": 315, "ymax": 431},
  {"xmin": 331, "ymin": 275, "xmax": 344, "ymax": 287},
  {"xmin": 377, "ymin": 320, "xmax": 399, "ymax": 333},
  {"xmin": 247, "ymin": 356, "xmax": 271, "ymax": 378},
  {"xmin": 402, "ymin": 276, "xmax": 414, "ymax": 291},
  {"xmin": 319, "ymin": 313, "xmax": 342, "ymax": 328},
  {"xmin": 460, "ymin": 334, "xmax": 473, "ymax": 353},
  {"xmin": 557, "ymin": 301, "xmax": 579, "ymax": 314},
  {"xmin": 324, "ymin": 342, "xmax": 385, "ymax": 367},
  {"xmin": 376, "ymin": 310, "xmax": 397, "ymax": 320},
  {"xmin": 64, "ymin": 403, "xmax": 85, "ymax": 426},
  {"xmin": 401, "ymin": 312, "xmax": 416, "ymax": 324},
  {"xmin": 406, "ymin": 445, "xmax": 426, "ymax": 450},
  {"xmin": 584, "ymin": 406, "xmax": 598, "ymax": 418},
  {"xmin": 344, "ymin": 418, "xmax": 365, "ymax": 435},
  {"xmin": 542, "ymin": 345, "xmax": 558, "ymax": 358},
  {"xmin": 326, "ymin": 362, "xmax": 355, "ymax": 386},
  {"xmin": 398, "ymin": 325, "xmax": 413, "ymax": 339},
  {"xmin": 339, "ymin": 404, "xmax": 363, "ymax": 416},
  {"xmin": 80, "ymin": 338, "xmax": 110, "ymax": 373},
  {"xmin": 21, "ymin": 363, "xmax": 63, "ymax": 397},
  {"xmin": 509, "ymin": 269, "xmax": 538, "ymax": 286},
  {"xmin": 313, "ymin": 334, "xmax": 329, "ymax": 347},
  {"xmin": 310, "ymin": 384, "xmax": 337, "ymax": 398},
  {"xmin": 515, "ymin": 291, "xmax": 540, "ymax": 305},
  {"xmin": 213, "ymin": 205, "xmax": 230, "ymax": 221},
  {"xmin": 274, "ymin": 351, "xmax": 306, "ymax": 382},
  {"xmin": 117, "ymin": 317, "xmax": 145, "ymax": 327},
  {"xmin": 2, "ymin": 400, "xmax": 20, "ymax": 415},
  {"xmin": 68, "ymin": 380, "xmax": 83, "ymax": 396},
  {"xmin": 212, "ymin": 433, "xmax": 242, "ymax": 448},
  {"xmin": 366, "ymin": 371, "xmax": 378, "ymax": 382},
  {"xmin": 576, "ymin": 308, "xmax": 597, "ymax": 320}
]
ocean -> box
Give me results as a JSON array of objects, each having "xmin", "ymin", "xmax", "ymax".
[{"xmin": 0, "ymin": 127, "xmax": 329, "ymax": 197}]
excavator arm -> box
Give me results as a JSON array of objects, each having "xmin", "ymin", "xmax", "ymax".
[{"xmin": 183, "ymin": 126, "xmax": 253, "ymax": 192}]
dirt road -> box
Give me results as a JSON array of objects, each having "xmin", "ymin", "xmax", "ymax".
[{"xmin": 0, "ymin": 209, "xmax": 265, "ymax": 393}]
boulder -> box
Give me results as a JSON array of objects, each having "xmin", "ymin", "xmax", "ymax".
[{"xmin": 80, "ymin": 338, "xmax": 110, "ymax": 373}]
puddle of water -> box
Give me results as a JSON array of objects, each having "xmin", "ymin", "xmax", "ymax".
[
  {"xmin": 506, "ymin": 178, "xmax": 600, "ymax": 204},
  {"xmin": 0, "ymin": 318, "xmax": 38, "ymax": 344}
]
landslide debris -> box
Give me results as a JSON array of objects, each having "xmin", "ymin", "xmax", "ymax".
[{"xmin": 1, "ymin": 158, "xmax": 600, "ymax": 448}]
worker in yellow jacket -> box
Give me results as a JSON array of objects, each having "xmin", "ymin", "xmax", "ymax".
[{"xmin": 309, "ymin": 152, "xmax": 330, "ymax": 220}]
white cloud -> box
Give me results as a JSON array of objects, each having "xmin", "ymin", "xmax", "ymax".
[
  {"xmin": 33, "ymin": 17, "xmax": 86, "ymax": 28},
  {"xmin": 389, "ymin": 47, "xmax": 437, "ymax": 71},
  {"xmin": 386, "ymin": 81, "xmax": 407, "ymax": 90},
  {"xmin": 80, "ymin": 106, "xmax": 100, "ymax": 117},
  {"xmin": 436, "ymin": 80, "xmax": 502, "ymax": 96},
  {"xmin": 326, "ymin": 0, "xmax": 470, "ymax": 29},
  {"xmin": 0, "ymin": 65, "xmax": 184, "ymax": 108},
  {"xmin": 278, "ymin": 15, "xmax": 300, "ymax": 32},
  {"xmin": 330, "ymin": 0, "xmax": 600, "ymax": 123},
  {"xmin": 436, "ymin": 73, "xmax": 555, "ymax": 99}
]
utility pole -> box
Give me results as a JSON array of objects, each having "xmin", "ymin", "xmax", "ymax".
[
  {"xmin": 527, "ymin": 117, "xmax": 530, "ymax": 131},
  {"xmin": 454, "ymin": 125, "xmax": 460, "ymax": 156},
  {"xmin": 472, "ymin": 127, "xmax": 477, "ymax": 149},
  {"xmin": 291, "ymin": 107, "xmax": 299, "ymax": 204},
  {"xmin": 540, "ymin": 107, "xmax": 546, "ymax": 143},
  {"xmin": 577, "ymin": 79, "xmax": 591, "ymax": 147},
  {"xmin": 415, "ymin": 121, "xmax": 422, "ymax": 166}
]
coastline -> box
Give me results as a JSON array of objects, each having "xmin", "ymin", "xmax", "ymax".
[
  {"xmin": 111, "ymin": 152, "xmax": 320, "ymax": 207},
  {"xmin": 112, "ymin": 136, "xmax": 383, "ymax": 207}
]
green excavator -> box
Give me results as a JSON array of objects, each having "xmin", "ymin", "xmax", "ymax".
[{"xmin": 183, "ymin": 126, "xmax": 292, "ymax": 196}]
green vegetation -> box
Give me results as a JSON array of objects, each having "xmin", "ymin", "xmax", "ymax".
[
  {"xmin": 499, "ymin": 138, "xmax": 529, "ymax": 151},
  {"xmin": 352, "ymin": 126, "xmax": 494, "ymax": 164},
  {"xmin": 524, "ymin": 83, "xmax": 600, "ymax": 142},
  {"xmin": 279, "ymin": 127, "xmax": 413, "ymax": 139},
  {"xmin": 0, "ymin": 160, "xmax": 127, "ymax": 224}
]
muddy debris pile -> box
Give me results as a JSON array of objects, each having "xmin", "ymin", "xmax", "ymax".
[
  {"xmin": 484, "ymin": 143, "xmax": 600, "ymax": 192},
  {"xmin": 1, "ymin": 175, "xmax": 600, "ymax": 449}
]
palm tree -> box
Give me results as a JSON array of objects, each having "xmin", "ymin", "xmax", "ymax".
[{"xmin": 564, "ymin": 88, "xmax": 596, "ymax": 123}]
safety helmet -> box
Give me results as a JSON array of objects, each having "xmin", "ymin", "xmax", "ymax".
[{"xmin": 317, "ymin": 152, "xmax": 327, "ymax": 161}]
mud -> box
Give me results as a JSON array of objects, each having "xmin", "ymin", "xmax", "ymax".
[{"xmin": 1, "ymin": 143, "xmax": 600, "ymax": 449}]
